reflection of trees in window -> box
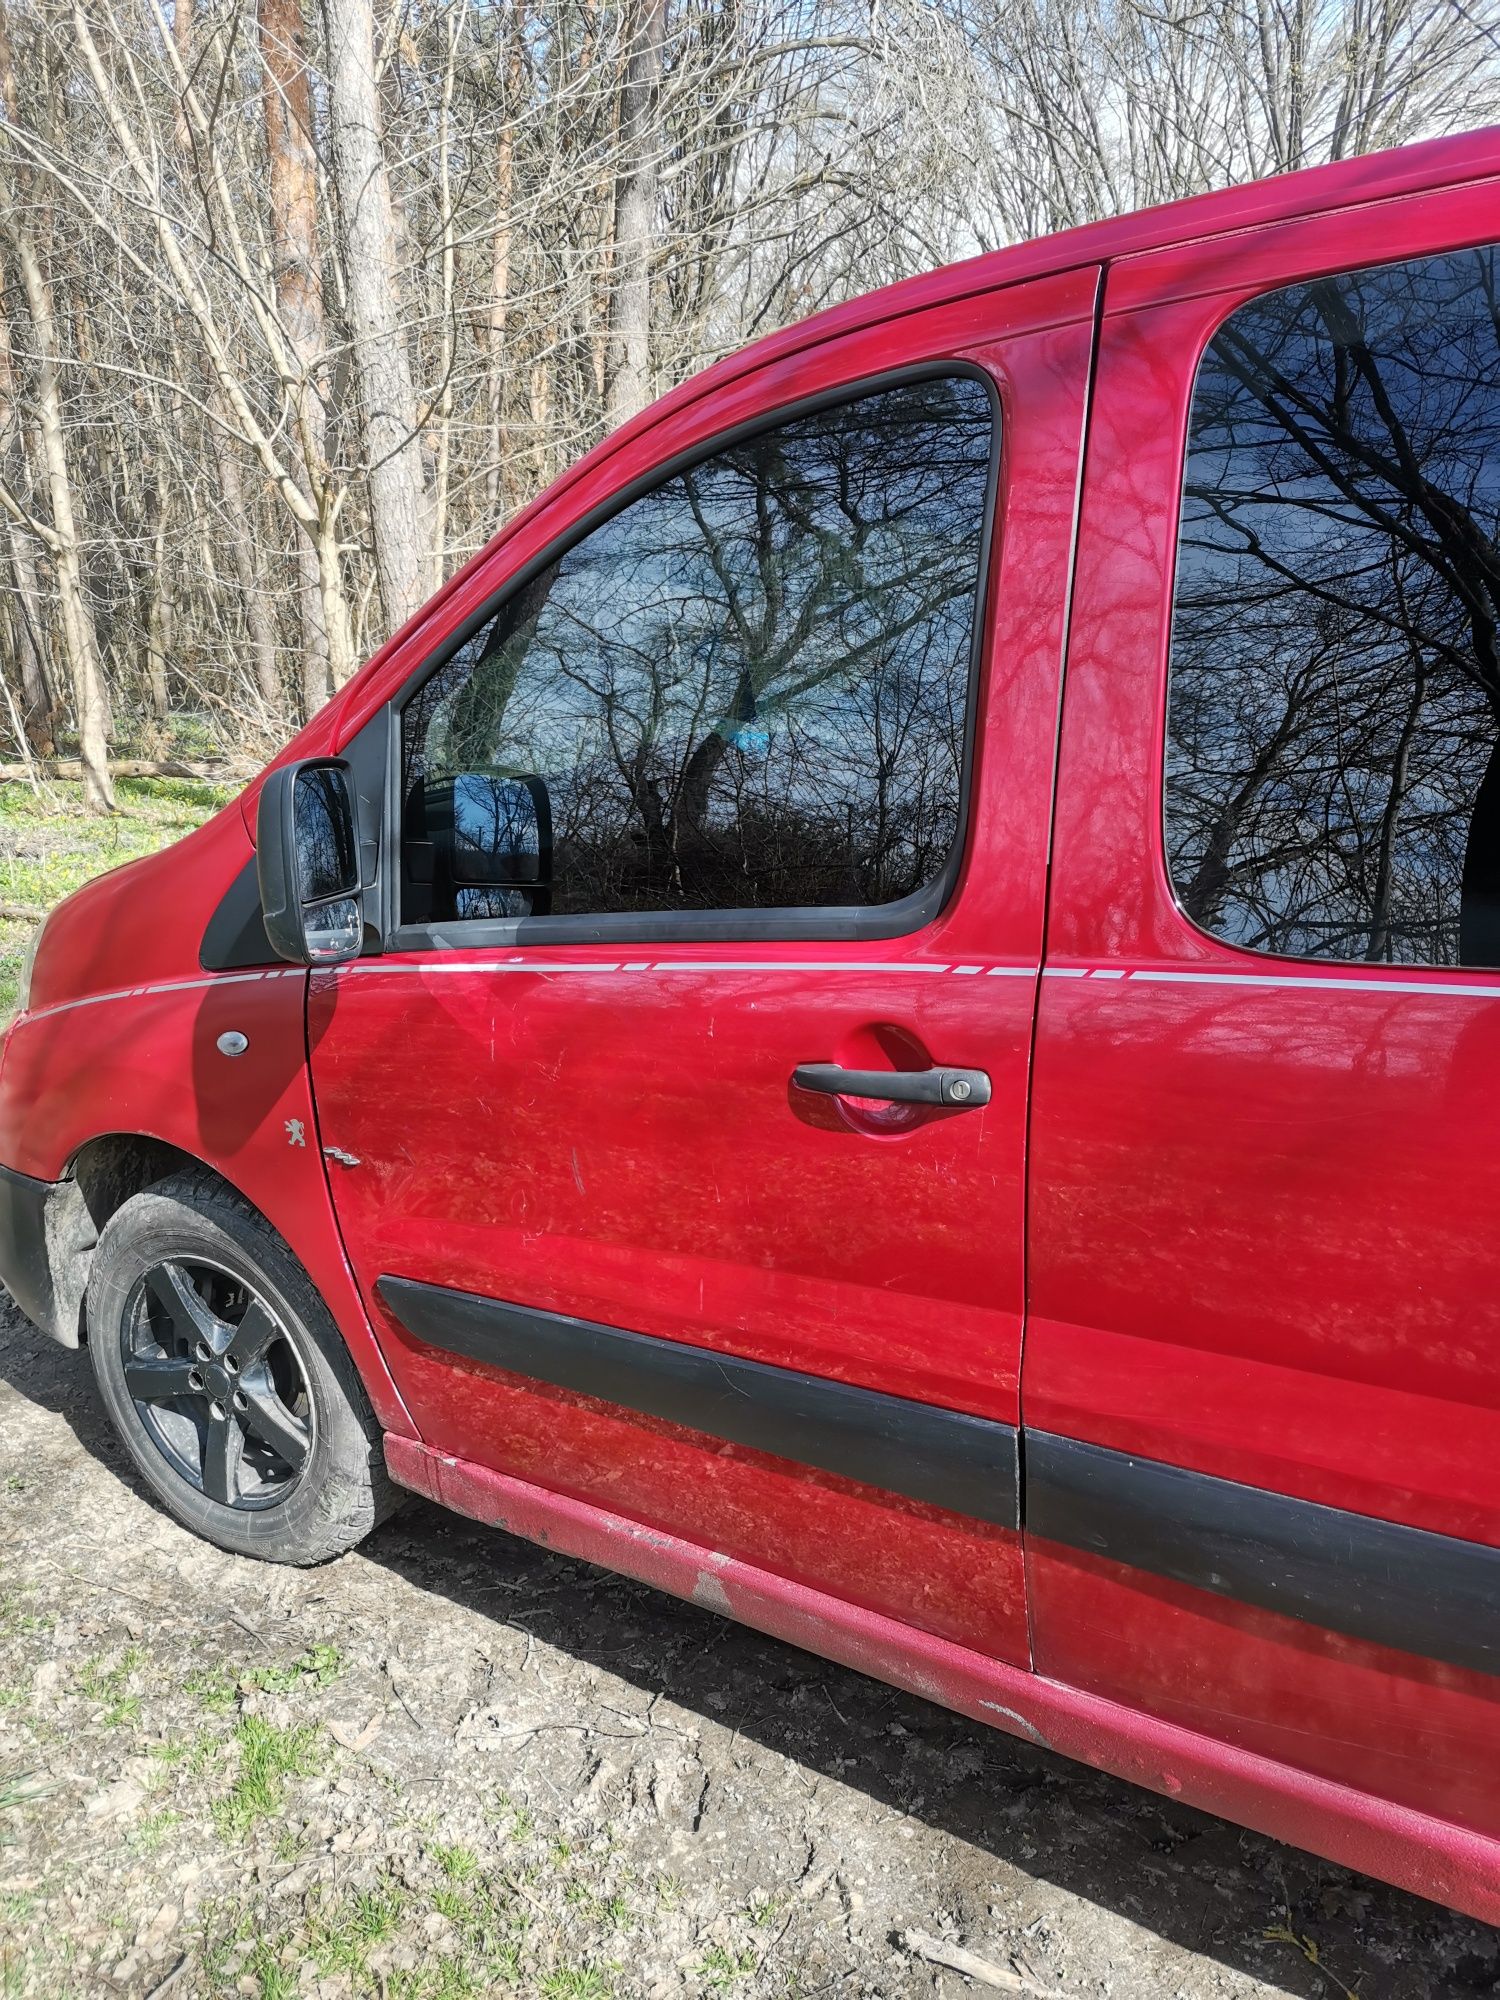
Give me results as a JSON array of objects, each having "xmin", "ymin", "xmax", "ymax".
[
  {"xmin": 1166, "ymin": 245, "xmax": 1500, "ymax": 967},
  {"xmin": 402, "ymin": 376, "xmax": 992, "ymax": 919}
]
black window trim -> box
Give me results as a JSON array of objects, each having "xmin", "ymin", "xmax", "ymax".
[
  {"xmin": 381, "ymin": 360, "xmax": 1004, "ymax": 953},
  {"xmin": 1159, "ymin": 236, "xmax": 1500, "ymax": 975}
]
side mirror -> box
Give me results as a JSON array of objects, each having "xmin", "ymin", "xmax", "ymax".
[
  {"xmin": 256, "ymin": 759, "xmax": 363, "ymax": 965},
  {"xmin": 423, "ymin": 772, "xmax": 552, "ymax": 917}
]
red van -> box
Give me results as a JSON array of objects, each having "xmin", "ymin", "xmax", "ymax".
[{"xmin": 3, "ymin": 128, "xmax": 1499, "ymax": 1923}]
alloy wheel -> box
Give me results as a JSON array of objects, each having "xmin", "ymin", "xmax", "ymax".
[{"xmin": 119, "ymin": 1257, "xmax": 314, "ymax": 1509}]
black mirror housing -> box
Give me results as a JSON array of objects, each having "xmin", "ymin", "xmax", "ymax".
[{"xmin": 256, "ymin": 759, "xmax": 363, "ymax": 966}]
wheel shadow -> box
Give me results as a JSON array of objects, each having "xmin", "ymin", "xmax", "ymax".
[{"xmin": 3, "ymin": 1302, "xmax": 1496, "ymax": 1998}]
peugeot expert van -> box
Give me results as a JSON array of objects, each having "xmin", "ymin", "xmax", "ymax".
[{"xmin": 4, "ymin": 128, "xmax": 1499, "ymax": 1922}]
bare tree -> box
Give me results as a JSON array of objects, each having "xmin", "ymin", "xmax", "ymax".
[
  {"xmin": 321, "ymin": 0, "xmax": 429, "ymax": 635},
  {"xmin": 259, "ymin": 0, "xmax": 349, "ymax": 709},
  {"xmin": 605, "ymin": 0, "xmax": 668, "ymax": 426},
  {"xmin": 0, "ymin": 0, "xmax": 1494, "ymax": 802},
  {"xmin": 0, "ymin": 0, "xmax": 113, "ymax": 807}
]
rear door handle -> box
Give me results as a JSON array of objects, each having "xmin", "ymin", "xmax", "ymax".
[{"xmin": 792, "ymin": 1062, "xmax": 992, "ymax": 1108}]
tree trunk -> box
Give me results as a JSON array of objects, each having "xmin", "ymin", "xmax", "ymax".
[
  {"xmin": 0, "ymin": 0, "xmax": 110, "ymax": 805},
  {"xmin": 321, "ymin": 0, "xmax": 429, "ymax": 637},
  {"xmin": 216, "ymin": 440, "xmax": 282, "ymax": 719},
  {"xmin": 0, "ymin": 227, "xmax": 113, "ymax": 810},
  {"xmin": 144, "ymin": 499, "xmax": 171, "ymax": 724},
  {"xmin": 430, "ymin": 13, "xmax": 459, "ymax": 590},
  {"xmin": 258, "ymin": 0, "xmax": 349, "ymax": 711},
  {"xmin": 484, "ymin": 32, "xmax": 524, "ymax": 514},
  {"xmin": 604, "ymin": 0, "xmax": 666, "ymax": 430},
  {"xmin": 3, "ymin": 525, "xmax": 55, "ymax": 753},
  {"xmin": 0, "ymin": 304, "xmax": 57, "ymax": 755}
]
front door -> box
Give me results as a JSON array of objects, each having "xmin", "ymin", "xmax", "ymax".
[
  {"xmin": 1027, "ymin": 182, "xmax": 1500, "ymax": 1831},
  {"xmin": 309, "ymin": 271, "xmax": 1098, "ymax": 1665}
]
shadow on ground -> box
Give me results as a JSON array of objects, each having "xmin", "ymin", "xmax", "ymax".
[{"xmin": 5, "ymin": 1304, "xmax": 1497, "ymax": 1999}]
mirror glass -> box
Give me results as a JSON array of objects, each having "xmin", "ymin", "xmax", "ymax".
[
  {"xmin": 294, "ymin": 765, "xmax": 358, "ymax": 903},
  {"xmin": 420, "ymin": 772, "xmax": 551, "ymax": 919},
  {"xmin": 445, "ymin": 774, "xmax": 543, "ymax": 884},
  {"xmin": 303, "ymin": 895, "xmax": 363, "ymax": 961}
]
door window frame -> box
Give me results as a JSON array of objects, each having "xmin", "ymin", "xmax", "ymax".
[{"xmin": 380, "ymin": 360, "xmax": 1004, "ymax": 953}]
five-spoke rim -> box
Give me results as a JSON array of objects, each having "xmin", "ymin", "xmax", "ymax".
[{"xmin": 121, "ymin": 1257, "xmax": 314, "ymax": 1510}]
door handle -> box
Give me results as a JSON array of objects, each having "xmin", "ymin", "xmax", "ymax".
[{"xmin": 792, "ymin": 1062, "xmax": 992, "ymax": 1109}]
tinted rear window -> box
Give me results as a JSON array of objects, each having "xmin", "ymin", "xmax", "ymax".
[{"xmin": 1165, "ymin": 244, "xmax": 1500, "ymax": 967}]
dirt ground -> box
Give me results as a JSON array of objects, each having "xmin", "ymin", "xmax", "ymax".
[{"xmin": 1, "ymin": 1300, "xmax": 1496, "ymax": 2000}]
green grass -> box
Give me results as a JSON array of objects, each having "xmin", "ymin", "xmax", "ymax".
[
  {"xmin": 245, "ymin": 1941, "xmax": 300, "ymax": 2000},
  {"xmin": 0, "ymin": 1591, "xmax": 48, "ymax": 1638},
  {"xmin": 182, "ymin": 1644, "xmax": 344, "ymax": 1721},
  {"xmin": 305, "ymin": 1881, "xmax": 407, "ymax": 1978},
  {"xmin": 699, "ymin": 1944, "xmax": 757, "ymax": 1989},
  {"xmin": 129, "ymin": 1808, "xmax": 181, "ymax": 1855},
  {"xmin": 220, "ymin": 1863, "xmax": 540, "ymax": 2000},
  {"xmin": 149, "ymin": 1727, "xmax": 220, "ymax": 1779},
  {"xmin": 0, "ymin": 1771, "xmax": 53, "ymax": 1842},
  {"xmin": 183, "ymin": 1666, "xmax": 240, "ymax": 1714},
  {"xmin": 432, "ymin": 1841, "xmax": 481, "ymax": 1883},
  {"xmin": 243, "ymin": 1642, "xmax": 345, "ymax": 1695},
  {"xmin": 74, "ymin": 1645, "xmax": 146, "ymax": 1728},
  {"xmin": 0, "ymin": 777, "xmax": 232, "ymax": 1013},
  {"xmin": 539, "ymin": 1969, "xmax": 613, "ymax": 1999},
  {"xmin": 210, "ymin": 1715, "xmax": 322, "ymax": 1838}
]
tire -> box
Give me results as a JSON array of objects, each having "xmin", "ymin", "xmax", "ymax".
[{"xmin": 86, "ymin": 1172, "xmax": 397, "ymax": 1565}]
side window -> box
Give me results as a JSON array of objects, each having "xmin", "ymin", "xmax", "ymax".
[
  {"xmin": 400, "ymin": 375, "xmax": 995, "ymax": 928},
  {"xmin": 1165, "ymin": 243, "xmax": 1500, "ymax": 968}
]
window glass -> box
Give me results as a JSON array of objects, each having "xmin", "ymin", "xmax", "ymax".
[
  {"xmin": 400, "ymin": 375, "xmax": 994, "ymax": 926},
  {"xmin": 1165, "ymin": 244, "xmax": 1500, "ymax": 967}
]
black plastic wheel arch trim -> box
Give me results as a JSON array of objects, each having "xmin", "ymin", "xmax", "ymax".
[
  {"xmin": 0, "ymin": 1160, "xmax": 63, "ymax": 1340},
  {"xmin": 1027, "ymin": 1429, "xmax": 1500, "ymax": 1680},
  {"xmin": 375, "ymin": 1273, "xmax": 1020, "ymax": 1529}
]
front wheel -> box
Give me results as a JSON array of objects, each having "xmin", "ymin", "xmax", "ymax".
[{"xmin": 87, "ymin": 1173, "xmax": 395, "ymax": 1564}]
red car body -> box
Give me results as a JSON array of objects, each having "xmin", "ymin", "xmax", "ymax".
[{"xmin": 4, "ymin": 129, "xmax": 1500, "ymax": 1921}]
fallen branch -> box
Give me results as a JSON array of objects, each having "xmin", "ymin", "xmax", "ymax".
[
  {"xmin": 144, "ymin": 1958, "xmax": 189, "ymax": 2000},
  {"xmin": 898, "ymin": 1931, "xmax": 1067, "ymax": 1997},
  {"xmin": 0, "ymin": 757, "xmax": 258, "ymax": 784}
]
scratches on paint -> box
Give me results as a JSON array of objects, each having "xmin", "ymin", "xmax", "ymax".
[
  {"xmin": 978, "ymin": 1700, "xmax": 1050, "ymax": 1748},
  {"xmin": 620, "ymin": 1521, "xmax": 675, "ymax": 1552},
  {"xmin": 692, "ymin": 1570, "xmax": 734, "ymax": 1614},
  {"xmin": 570, "ymin": 1148, "xmax": 586, "ymax": 1196}
]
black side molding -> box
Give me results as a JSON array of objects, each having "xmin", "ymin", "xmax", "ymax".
[
  {"xmin": 1027, "ymin": 1430, "xmax": 1500, "ymax": 1680},
  {"xmin": 376, "ymin": 1274, "xmax": 1020, "ymax": 1530}
]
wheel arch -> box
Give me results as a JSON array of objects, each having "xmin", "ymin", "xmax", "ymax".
[
  {"xmin": 42, "ymin": 1134, "xmax": 266, "ymax": 1347},
  {"xmin": 23, "ymin": 1127, "xmax": 417, "ymax": 1443}
]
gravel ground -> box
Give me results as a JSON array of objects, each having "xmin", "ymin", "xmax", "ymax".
[{"xmin": 1, "ymin": 1296, "xmax": 1496, "ymax": 2000}]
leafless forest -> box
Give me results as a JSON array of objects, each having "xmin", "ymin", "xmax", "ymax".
[{"xmin": 0, "ymin": 0, "xmax": 1497, "ymax": 812}]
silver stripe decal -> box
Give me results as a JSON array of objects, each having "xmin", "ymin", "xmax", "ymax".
[
  {"xmin": 32, "ymin": 958, "xmax": 1492, "ymax": 1021},
  {"xmin": 332, "ymin": 959, "xmax": 1042, "ymax": 979},
  {"xmin": 22, "ymin": 967, "xmax": 302, "ymax": 1026},
  {"xmin": 1043, "ymin": 966, "xmax": 1500, "ymax": 1001},
  {"xmin": 15, "ymin": 956, "xmax": 1043, "ymax": 1025}
]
